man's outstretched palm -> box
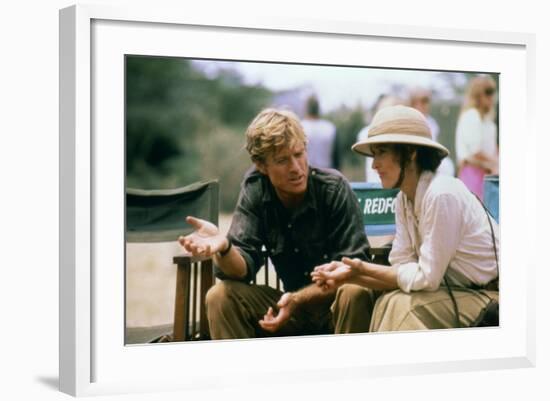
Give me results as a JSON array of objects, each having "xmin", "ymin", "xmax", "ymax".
[{"xmin": 178, "ymin": 216, "xmax": 227, "ymax": 257}]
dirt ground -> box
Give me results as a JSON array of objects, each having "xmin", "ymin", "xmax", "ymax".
[{"xmin": 125, "ymin": 213, "xmax": 234, "ymax": 327}]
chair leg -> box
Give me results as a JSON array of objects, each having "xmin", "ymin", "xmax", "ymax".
[
  {"xmin": 192, "ymin": 262, "xmax": 198, "ymax": 338},
  {"xmin": 173, "ymin": 260, "xmax": 191, "ymax": 341},
  {"xmin": 199, "ymin": 260, "xmax": 214, "ymax": 339}
]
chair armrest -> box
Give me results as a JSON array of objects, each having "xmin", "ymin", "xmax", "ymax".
[
  {"xmin": 369, "ymin": 244, "xmax": 392, "ymax": 266},
  {"xmin": 370, "ymin": 246, "xmax": 391, "ymax": 257},
  {"xmin": 173, "ymin": 254, "xmax": 212, "ymax": 264}
]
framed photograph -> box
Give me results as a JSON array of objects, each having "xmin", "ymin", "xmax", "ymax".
[{"xmin": 60, "ymin": 4, "xmax": 535, "ymax": 397}]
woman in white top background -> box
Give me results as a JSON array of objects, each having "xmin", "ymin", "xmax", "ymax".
[
  {"xmin": 455, "ymin": 75, "xmax": 499, "ymax": 198},
  {"xmin": 311, "ymin": 105, "xmax": 499, "ymax": 332}
]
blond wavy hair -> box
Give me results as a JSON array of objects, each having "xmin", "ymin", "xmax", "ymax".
[
  {"xmin": 245, "ymin": 108, "xmax": 307, "ymax": 163},
  {"xmin": 461, "ymin": 75, "xmax": 497, "ymax": 117}
]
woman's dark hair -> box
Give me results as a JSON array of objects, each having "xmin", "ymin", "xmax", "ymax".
[{"xmin": 392, "ymin": 144, "xmax": 443, "ymax": 172}]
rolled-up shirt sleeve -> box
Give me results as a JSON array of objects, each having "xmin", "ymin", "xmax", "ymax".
[{"xmin": 395, "ymin": 193, "xmax": 464, "ymax": 292}]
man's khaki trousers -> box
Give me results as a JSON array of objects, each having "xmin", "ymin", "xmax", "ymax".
[{"xmin": 205, "ymin": 281, "xmax": 498, "ymax": 339}]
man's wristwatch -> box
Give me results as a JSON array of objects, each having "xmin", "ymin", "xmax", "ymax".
[{"xmin": 218, "ymin": 237, "xmax": 232, "ymax": 257}]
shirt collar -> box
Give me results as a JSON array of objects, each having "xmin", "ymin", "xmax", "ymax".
[
  {"xmin": 297, "ymin": 168, "xmax": 318, "ymax": 214},
  {"xmin": 261, "ymin": 176, "xmax": 274, "ymax": 203},
  {"xmin": 261, "ymin": 167, "xmax": 318, "ymax": 213},
  {"xmin": 403, "ymin": 170, "xmax": 435, "ymax": 217}
]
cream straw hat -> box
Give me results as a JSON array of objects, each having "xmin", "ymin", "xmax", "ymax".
[{"xmin": 352, "ymin": 105, "xmax": 449, "ymax": 158}]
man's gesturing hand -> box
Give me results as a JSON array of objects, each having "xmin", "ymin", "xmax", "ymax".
[
  {"xmin": 258, "ymin": 292, "xmax": 297, "ymax": 333},
  {"xmin": 178, "ymin": 216, "xmax": 228, "ymax": 257}
]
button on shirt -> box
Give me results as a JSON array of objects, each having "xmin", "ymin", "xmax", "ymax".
[
  {"xmin": 223, "ymin": 167, "xmax": 370, "ymax": 292},
  {"xmin": 390, "ymin": 171, "xmax": 499, "ymax": 293}
]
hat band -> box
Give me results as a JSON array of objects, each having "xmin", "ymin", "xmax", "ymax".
[{"xmin": 369, "ymin": 118, "xmax": 431, "ymax": 139}]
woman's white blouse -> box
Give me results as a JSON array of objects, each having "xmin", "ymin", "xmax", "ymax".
[
  {"xmin": 455, "ymin": 108, "xmax": 497, "ymax": 164},
  {"xmin": 390, "ymin": 171, "xmax": 499, "ymax": 293}
]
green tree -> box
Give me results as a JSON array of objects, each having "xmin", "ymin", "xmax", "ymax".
[{"xmin": 126, "ymin": 56, "xmax": 272, "ymax": 211}]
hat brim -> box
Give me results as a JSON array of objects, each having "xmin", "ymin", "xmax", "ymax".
[{"xmin": 352, "ymin": 133, "xmax": 449, "ymax": 158}]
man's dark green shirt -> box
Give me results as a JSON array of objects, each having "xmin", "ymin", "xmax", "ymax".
[{"xmin": 221, "ymin": 167, "xmax": 370, "ymax": 292}]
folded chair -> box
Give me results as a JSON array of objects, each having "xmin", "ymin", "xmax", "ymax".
[{"xmin": 126, "ymin": 180, "xmax": 219, "ymax": 343}]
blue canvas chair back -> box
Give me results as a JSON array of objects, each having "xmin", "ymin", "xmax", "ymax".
[
  {"xmin": 351, "ymin": 182, "xmax": 398, "ymax": 237},
  {"xmin": 483, "ymin": 175, "xmax": 499, "ymax": 223}
]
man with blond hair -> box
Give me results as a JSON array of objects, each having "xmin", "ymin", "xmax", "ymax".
[{"xmin": 180, "ymin": 108, "xmax": 370, "ymax": 339}]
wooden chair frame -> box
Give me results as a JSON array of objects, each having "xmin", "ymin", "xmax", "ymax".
[{"xmin": 171, "ymin": 255, "xmax": 214, "ymax": 341}]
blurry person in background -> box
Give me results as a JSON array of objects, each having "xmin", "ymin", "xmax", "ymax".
[
  {"xmin": 301, "ymin": 95, "xmax": 340, "ymax": 170},
  {"xmin": 409, "ymin": 87, "xmax": 440, "ymax": 140},
  {"xmin": 357, "ymin": 95, "xmax": 405, "ymax": 183},
  {"xmin": 179, "ymin": 108, "xmax": 370, "ymax": 339},
  {"xmin": 409, "ymin": 87, "xmax": 455, "ymax": 177},
  {"xmin": 455, "ymin": 75, "xmax": 499, "ymax": 198}
]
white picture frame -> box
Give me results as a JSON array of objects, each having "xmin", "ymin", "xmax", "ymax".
[{"xmin": 59, "ymin": 3, "xmax": 536, "ymax": 397}]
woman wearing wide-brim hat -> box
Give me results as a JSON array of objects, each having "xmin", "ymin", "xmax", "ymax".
[{"xmin": 312, "ymin": 105, "xmax": 499, "ymax": 331}]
